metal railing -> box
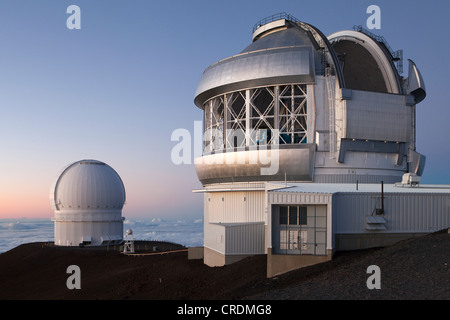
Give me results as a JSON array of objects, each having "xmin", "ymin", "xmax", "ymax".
[
  {"xmin": 252, "ymin": 12, "xmax": 300, "ymax": 33},
  {"xmin": 353, "ymin": 25, "xmax": 403, "ymax": 74}
]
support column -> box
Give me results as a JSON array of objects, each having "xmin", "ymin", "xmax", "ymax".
[
  {"xmin": 224, "ymin": 93, "xmax": 229, "ymax": 150},
  {"xmin": 274, "ymin": 86, "xmax": 280, "ymax": 146},
  {"xmin": 307, "ymin": 84, "xmax": 314, "ymax": 144},
  {"xmin": 246, "ymin": 89, "xmax": 251, "ymax": 147}
]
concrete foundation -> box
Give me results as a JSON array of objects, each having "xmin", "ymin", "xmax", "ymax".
[
  {"xmin": 188, "ymin": 247, "xmax": 204, "ymax": 260},
  {"xmin": 204, "ymin": 246, "xmax": 256, "ymax": 267},
  {"xmin": 335, "ymin": 233, "xmax": 428, "ymax": 251},
  {"xmin": 266, "ymin": 248, "xmax": 333, "ymax": 278}
]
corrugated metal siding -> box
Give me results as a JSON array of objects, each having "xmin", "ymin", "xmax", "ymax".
[
  {"xmin": 387, "ymin": 194, "xmax": 450, "ymax": 232},
  {"xmin": 207, "ymin": 191, "xmax": 265, "ymax": 223},
  {"xmin": 205, "ymin": 182, "xmax": 266, "ymax": 191},
  {"xmin": 335, "ymin": 193, "xmax": 450, "ymax": 233},
  {"xmin": 204, "ymin": 189, "xmax": 265, "ymax": 255},
  {"xmin": 345, "ymin": 91, "xmax": 412, "ymax": 142},
  {"xmin": 204, "ymin": 222, "xmax": 265, "ymax": 255},
  {"xmin": 54, "ymin": 220, "xmax": 122, "ymax": 246},
  {"xmin": 268, "ymin": 192, "xmax": 332, "ymax": 205},
  {"xmin": 225, "ymin": 223, "xmax": 265, "ymax": 254},
  {"xmin": 314, "ymin": 174, "xmax": 401, "ymax": 184}
]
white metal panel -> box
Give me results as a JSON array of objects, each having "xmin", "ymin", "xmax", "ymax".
[
  {"xmin": 312, "ymin": 78, "xmax": 328, "ymax": 133},
  {"xmin": 207, "ymin": 191, "xmax": 265, "ymax": 224},
  {"xmin": 207, "ymin": 193, "xmax": 224, "ymax": 223},
  {"xmin": 252, "ymin": 19, "xmax": 287, "ymax": 40},
  {"xmin": 344, "ymin": 90, "xmax": 412, "ymax": 142},
  {"xmin": 53, "ymin": 212, "xmax": 123, "ymax": 222},
  {"xmin": 203, "ymin": 223, "xmax": 226, "ymax": 254},
  {"xmin": 54, "ymin": 219, "xmax": 123, "ymax": 247}
]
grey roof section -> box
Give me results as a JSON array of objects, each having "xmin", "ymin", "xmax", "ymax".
[
  {"xmin": 269, "ymin": 183, "xmax": 450, "ymax": 194},
  {"xmin": 195, "ymin": 46, "xmax": 315, "ymax": 108},
  {"xmin": 194, "ymin": 26, "xmax": 319, "ymax": 108},
  {"xmin": 241, "ymin": 26, "xmax": 316, "ymax": 53}
]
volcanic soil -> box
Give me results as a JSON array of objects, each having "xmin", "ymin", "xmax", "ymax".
[{"xmin": 0, "ymin": 232, "xmax": 448, "ymax": 300}]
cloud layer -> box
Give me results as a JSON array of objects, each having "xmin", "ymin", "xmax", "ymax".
[{"xmin": 0, "ymin": 218, "xmax": 203, "ymax": 253}]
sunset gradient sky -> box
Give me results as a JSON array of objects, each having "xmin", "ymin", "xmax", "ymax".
[{"xmin": 1, "ymin": 0, "xmax": 449, "ymax": 219}]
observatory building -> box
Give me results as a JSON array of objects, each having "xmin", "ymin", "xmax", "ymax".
[
  {"xmin": 50, "ymin": 159, "xmax": 126, "ymax": 247},
  {"xmin": 193, "ymin": 13, "xmax": 450, "ymax": 277}
]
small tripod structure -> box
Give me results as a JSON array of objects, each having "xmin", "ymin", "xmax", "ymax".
[{"xmin": 123, "ymin": 229, "xmax": 135, "ymax": 253}]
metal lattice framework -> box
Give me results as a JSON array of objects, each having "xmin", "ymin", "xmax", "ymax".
[
  {"xmin": 279, "ymin": 84, "xmax": 307, "ymax": 145},
  {"xmin": 204, "ymin": 96, "xmax": 224, "ymax": 153},
  {"xmin": 250, "ymin": 87, "xmax": 276, "ymax": 146},
  {"xmin": 203, "ymin": 84, "xmax": 308, "ymax": 154},
  {"xmin": 226, "ymin": 91, "xmax": 246, "ymax": 149}
]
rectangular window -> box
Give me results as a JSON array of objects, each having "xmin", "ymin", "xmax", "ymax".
[
  {"xmin": 289, "ymin": 206, "xmax": 298, "ymax": 225},
  {"xmin": 280, "ymin": 206, "xmax": 307, "ymax": 225},
  {"xmin": 299, "ymin": 206, "xmax": 307, "ymax": 225},
  {"xmin": 274, "ymin": 205, "xmax": 327, "ymax": 255},
  {"xmin": 279, "ymin": 206, "xmax": 288, "ymax": 225}
]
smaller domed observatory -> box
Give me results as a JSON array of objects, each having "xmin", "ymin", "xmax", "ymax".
[
  {"xmin": 50, "ymin": 160, "xmax": 126, "ymax": 247},
  {"xmin": 193, "ymin": 13, "xmax": 441, "ymax": 274}
]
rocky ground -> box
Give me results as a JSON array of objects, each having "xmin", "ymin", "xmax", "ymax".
[{"xmin": 0, "ymin": 231, "xmax": 448, "ymax": 300}]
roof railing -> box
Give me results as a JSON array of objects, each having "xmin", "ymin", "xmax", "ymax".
[
  {"xmin": 252, "ymin": 12, "xmax": 300, "ymax": 33},
  {"xmin": 353, "ymin": 25, "xmax": 403, "ymax": 74}
]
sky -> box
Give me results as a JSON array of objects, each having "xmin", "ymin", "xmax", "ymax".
[{"xmin": 1, "ymin": 0, "xmax": 449, "ymax": 220}]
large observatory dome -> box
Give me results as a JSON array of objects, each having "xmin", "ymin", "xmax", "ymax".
[
  {"xmin": 193, "ymin": 12, "xmax": 434, "ymax": 276},
  {"xmin": 193, "ymin": 12, "xmax": 426, "ymax": 186},
  {"xmin": 50, "ymin": 160, "xmax": 126, "ymax": 247},
  {"xmin": 50, "ymin": 160, "xmax": 126, "ymax": 212}
]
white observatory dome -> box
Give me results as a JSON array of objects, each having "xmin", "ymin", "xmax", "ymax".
[
  {"xmin": 50, "ymin": 160, "xmax": 126, "ymax": 247},
  {"xmin": 50, "ymin": 159, "xmax": 126, "ymax": 212}
]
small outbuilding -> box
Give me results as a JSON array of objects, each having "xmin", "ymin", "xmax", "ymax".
[{"xmin": 266, "ymin": 182, "xmax": 450, "ymax": 277}]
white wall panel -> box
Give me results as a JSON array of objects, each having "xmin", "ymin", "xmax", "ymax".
[
  {"xmin": 203, "ymin": 223, "xmax": 226, "ymax": 254},
  {"xmin": 207, "ymin": 191, "xmax": 265, "ymax": 223},
  {"xmin": 344, "ymin": 90, "xmax": 412, "ymax": 142}
]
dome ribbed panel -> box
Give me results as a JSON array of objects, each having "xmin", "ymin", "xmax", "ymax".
[{"xmin": 53, "ymin": 160, "xmax": 126, "ymax": 211}]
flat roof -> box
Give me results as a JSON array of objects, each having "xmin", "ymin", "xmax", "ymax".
[{"xmin": 269, "ymin": 183, "xmax": 450, "ymax": 194}]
